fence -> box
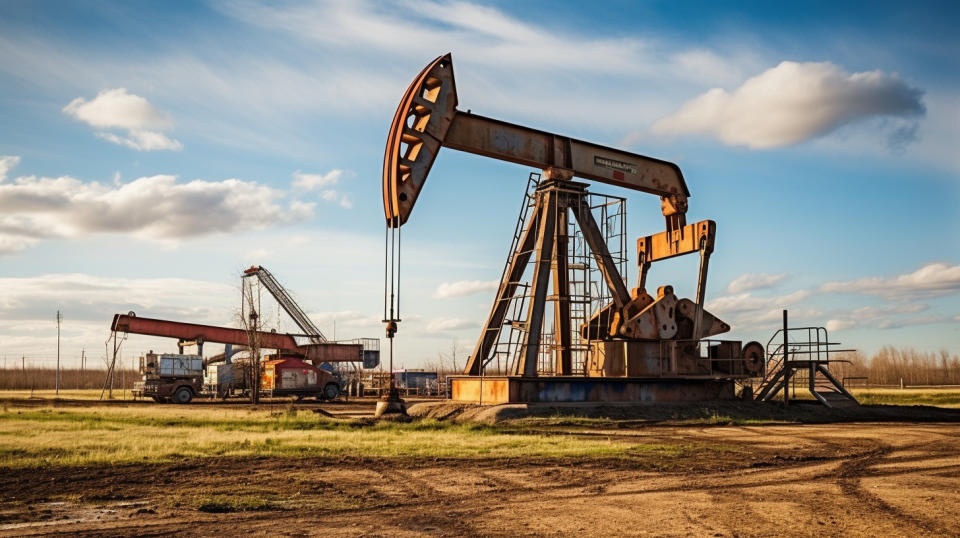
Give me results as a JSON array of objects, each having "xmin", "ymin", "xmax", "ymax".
[{"xmin": 0, "ymin": 367, "xmax": 137, "ymax": 390}]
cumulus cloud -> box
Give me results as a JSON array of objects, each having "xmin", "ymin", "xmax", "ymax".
[
  {"xmin": 706, "ymin": 289, "xmax": 813, "ymax": 328},
  {"xmin": 426, "ymin": 317, "xmax": 475, "ymax": 333},
  {"xmin": 824, "ymin": 303, "xmax": 945, "ymax": 332},
  {"xmin": 63, "ymin": 88, "xmax": 182, "ymax": 151},
  {"xmin": 726, "ymin": 272, "xmax": 788, "ymax": 293},
  {"xmin": 819, "ymin": 263, "xmax": 960, "ymax": 299},
  {"xmin": 63, "ymin": 88, "xmax": 171, "ymax": 130},
  {"xmin": 825, "ymin": 319, "xmax": 856, "ymax": 332},
  {"xmin": 433, "ymin": 280, "xmax": 499, "ymax": 299},
  {"xmin": 0, "ymin": 166, "xmax": 313, "ymax": 255},
  {"xmin": 707, "ymin": 289, "xmax": 811, "ymax": 315},
  {"xmin": 293, "ymin": 169, "xmax": 341, "ymax": 190},
  {"xmin": 651, "ymin": 61, "xmax": 925, "ymax": 149},
  {"xmin": 292, "ymin": 170, "xmax": 352, "ymax": 209},
  {"xmin": 0, "ymin": 155, "xmax": 20, "ymax": 181}
]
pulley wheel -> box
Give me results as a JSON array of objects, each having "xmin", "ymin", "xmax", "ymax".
[{"xmin": 742, "ymin": 341, "xmax": 765, "ymax": 376}]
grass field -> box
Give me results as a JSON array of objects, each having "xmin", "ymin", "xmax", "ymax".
[
  {"xmin": 1, "ymin": 391, "xmax": 959, "ymax": 535},
  {"xmin": 0, "ymin": 389, "xmax": 129, "ymax": 401},
  {"xmin": 0, "ymin": 404, "xmax": 696, "ymax": 468},
  {"xmin": 2, "ymin": 386, "xmax": 959, "ymax": 469},
  {"xmin": 848, "ymin": 387, "xmax": 960, "ymax": 407}
]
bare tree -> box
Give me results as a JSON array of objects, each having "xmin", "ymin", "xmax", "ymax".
[
  {"xmin": 444, "ymin": 338, "xmax": 465, "ymax": 373},
  {"xmin": 239, "ymin": 282, "xmax": 262, "ymax": 404}
]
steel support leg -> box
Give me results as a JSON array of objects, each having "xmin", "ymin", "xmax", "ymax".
[
  {"xmin": 514, "ymin": 190, "xmax": 557, "ymax": 377},
  {"xmin": 552, "ymin": 201, "xmax": 571, "ymax": 375},
  {"xmin": 465, "ymin": 204, "xmax": 543, "ymax": 375},
  {"xmin": 571, "ymin": 196, "xmax": 631, "ymax": 308}
]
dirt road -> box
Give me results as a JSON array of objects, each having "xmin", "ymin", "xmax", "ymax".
[{"xmin": 2, "ymin": 422, "xmax": 958, "ymax": 536}]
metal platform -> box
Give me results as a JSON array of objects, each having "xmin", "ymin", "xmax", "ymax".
[{"xmin": 449, "ymin": 375, "xmax": 735, "ymax": 404}]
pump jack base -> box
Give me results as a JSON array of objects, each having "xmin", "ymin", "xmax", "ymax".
[
  {"xmin": 375, "ymin": 396, "xmax": 408, "ymax": 417},
  {"xmin": 449, "ymin": 375, "xmax": 735, "ymax": 404}
]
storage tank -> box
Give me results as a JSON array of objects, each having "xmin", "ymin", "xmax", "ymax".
[{"xmin": 157, "ymin": 354, "xmax": 203, "ymax": 376}]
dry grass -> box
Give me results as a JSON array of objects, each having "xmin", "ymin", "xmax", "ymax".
[
  {"xmin": 848, "ymin": 387, "xmax": 960, "ymax": 407},
  {"xmin": 0, "ymin": 404, "xmax": 685, "ymax": 468},
  {"xmin": 0, "ymin": 368, "xmax": 137, "ymax": 390},
  {"xmin": 0, "ymin": 389, "xmax": 131, "ymax": 401}
]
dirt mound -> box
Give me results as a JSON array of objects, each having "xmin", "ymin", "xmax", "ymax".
[{"xmin": 408, "ymin": 399, "xmax": 960, "ymax": 424}]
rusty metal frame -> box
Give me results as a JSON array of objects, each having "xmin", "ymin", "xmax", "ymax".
[
  {"xmin": 110, "ymin": 314, "xmax": 364, "ymax": 363},
  {"xmin": 383, "ymin": 53, "xmax": 689, "ymax": 228}
]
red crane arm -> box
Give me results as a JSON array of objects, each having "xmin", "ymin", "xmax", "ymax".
[{"xmin": 110, "ymin": 314, "xmax": 363, "ymax": 362}]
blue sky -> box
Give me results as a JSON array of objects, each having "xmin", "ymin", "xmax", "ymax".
[{"xmin": 0, "ymin": 0, "xmax": 957, "ymax": 369}]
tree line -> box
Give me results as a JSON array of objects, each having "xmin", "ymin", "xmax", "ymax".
[
  {"xmin": 831, "ymin": 346, "xmax": 960, "ymax": 386},
  {"xmin": 0, "ymin": 367, "xmax": 138, "ymax": 390}
]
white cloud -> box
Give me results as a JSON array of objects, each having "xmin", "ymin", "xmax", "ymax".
[
  {"xmin": 706, "ymin": 289, "xmax": 813, "ymax": 329},
  {"xmin": 819, "ymin": 263, "xmax": 960, "ymax": 299},
  {"xmin": 824, "ymin": 303, "xmax": 941, "ymax": 332},
  {"xmin": 223, "ymin": 0, "xmax": 652, "ymax": 75},
  {"xmin": 63, "ymin": 88, "xmax": 182, "ymax": 151},
  {"xmin": 726, "ymin": 272, "xmax": 788, "ymax": 293},
  {"xmin": 707, "ymin": 289, "xmax": 811, "ymax": 315},
  {"xmin": 292, "ymin": 169, "xmax": 342, "ymax": 190},
  {"xmin": 0, "ymin": 235, "xmax": 35, "ymax": 256},
  {"xmin": 426, "ymin": 317, "xmax": 475, "ymax": 333},
  {"xmin": 826, "ymin": 319, "xmax": 856, "ymax": 332},
  {"xmin": 0, "ymin": 155, "xmax": 20, "ymax": 181},
  {"xmin": 433, "ymin": 279, "xmax": 499, "ymax": 299},
  {"xmin": 851, "ymin": 303, "xmax": 928, "ymax": 318},
  {"xmin": 0, "ymin": 165, "xmax": 314, "ymax": 254},
  {"xmin": 0, "ymin": 273, "xmax": 232, "ymax": 321},
  {"xmin": 293, "ymin": 170, "xmax": 354, "ymax": 209},
  {"xmin": 97, "ymin": 130, "xmax": 182, "ymax": 151},
  {"xmin": 651, "ymin": 61, "xmax": 925, "ymax": 149},
  {"xmin": 206, "ymin": 0, "xmax": 761, "ymax": 132},
  {"xmin": 63, "ymin": 88, "xmax": 172, "ymax": 130},
  {"xmin": 309, "ymin": 310, "xmax": 382, "ymax": 331},
  {"xmin": 0, "ymin": 273, "xmax": 237, "ymax": 363},
  {"xmin": 875, "ymin": 315, "xmax": 947, "ymax": 330}
]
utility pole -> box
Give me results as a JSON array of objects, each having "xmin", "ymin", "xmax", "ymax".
[
  {"xmin": 80, "ymin": 349, "xmax": 85, "ymax": 390},
  {"xmin": 56, "ymin": 310, "xmax": 62, "ymax": 395}
]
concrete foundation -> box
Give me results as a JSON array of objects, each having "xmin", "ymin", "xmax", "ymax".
[
  {"xmin": 449, "ymin": 375, "xmax": 735, "ymax": 404},
  {"xmin": 375, "ymin": 399, "xmax": 408, "ymax": 417}
]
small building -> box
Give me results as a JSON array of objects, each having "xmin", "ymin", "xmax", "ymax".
[{"xmin": 262, "ymin": 356, "xmax": 325, "ymax": 392}]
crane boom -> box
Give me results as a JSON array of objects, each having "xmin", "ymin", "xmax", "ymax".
[
  {"xmin": 242, "ymin": 266, "xmax": 326, "ymax": 343},
  {"xmin": 110, "ymin": 314, "xmax": 362, "ymax": 362},
  {"xmin": 382, "ymin": 53, "xmax": 689, "ymax": 228}
]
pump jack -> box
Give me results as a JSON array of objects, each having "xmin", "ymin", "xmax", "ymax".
[{"xmin": 383, "ymin": 54, "xmax": 763, "ymax": 402}]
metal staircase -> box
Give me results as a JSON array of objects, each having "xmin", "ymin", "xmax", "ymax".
[
  {"xmin": 486, "ymin": 173, "xmax": 540, "ymax": 375},
  {"xmin": 754, "ymin": 315, "xmax": 858, "ymax": 408}
]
